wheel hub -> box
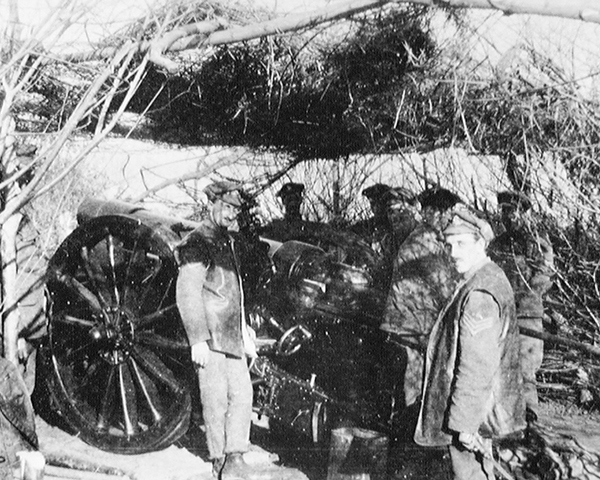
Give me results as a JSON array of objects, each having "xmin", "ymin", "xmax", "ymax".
[{"xmin": 89, "ymin": 307, "xmax": 136, "ymax": 364}]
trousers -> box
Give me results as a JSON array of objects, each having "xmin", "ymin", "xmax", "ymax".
[
  {"xmin": 449, "ymin": 440, "xmax": 494, "ymax": 480},
  {"xmin": 197, "ymin": 350, "xmax": 253, "ymax": 460},
  {"xmin": 519, "ymin": 316, "xmax": 544, "ymax": 411}
]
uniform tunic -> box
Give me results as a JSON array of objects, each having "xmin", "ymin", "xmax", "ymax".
[
  {"xmin": 489, "ymin": 228, "xmax": 554, "ymax": 410},
  {"xmin": 381, "ymin": 224, "xmax": 458, "ymax": 407},
  {"xmin": 175, "ymin": 218, "xmax": 253, "ymax": 459},
  {"xmin": 415, "ymin": 259, "xmax": 525, "ymax": 448}
]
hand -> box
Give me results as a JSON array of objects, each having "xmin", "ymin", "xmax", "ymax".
[
  {"xmin": 458, "ymin": 432, "xmax": 490, "ymax": 457},
  {"xmin": 191, "ymin": 341, "xmax": 210, "ymax": 369}
]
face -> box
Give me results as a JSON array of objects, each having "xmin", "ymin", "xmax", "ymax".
[
  {"xmin": 500, "ymin": 204, "xmax": 528, "ymax": 231},
  {"xmin": 423, "ymin": 208, "xmax": 452, "ymax": 231},
  {"xmin": 387, "ymin": 203, "xmax": 418, "ymax": 229},
  {"xmin": 210, "ymin": 199, "xmax": 240, "ymax": 229},
  {"xmin": 282, "ymin": 193, "xmax": 302, "ymax": 212},
  {"xmin": 446, "ymin": 232, "xmax": 487, "ymax": 274},
  {"xmin": 370, "ymin": 200, "xmax": 387, "ymax": 218}
]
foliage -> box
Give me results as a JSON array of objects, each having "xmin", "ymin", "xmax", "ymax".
[{"xmin": 129, "ymin": 5, "xmax": 437, "ymax": 158}]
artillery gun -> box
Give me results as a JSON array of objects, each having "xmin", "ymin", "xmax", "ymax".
[{"xmin": 35, "ymin": 198, "xmax": 407, "ymax": 454}]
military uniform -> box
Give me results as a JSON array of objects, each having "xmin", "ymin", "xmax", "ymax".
[
  {"xmin": 350, "ymin": 184, "xmax": 397, "ymax": 292},
  {"xmin": 381, "ymin": 188, "xmax": 461, "ymax": 407},
  {"xmin": 488, "ymin": 191, "xmax": 554, "ymax": 417},
  {"xmin": 261, "ymin": 182, "xmax": 324, "ymax": 244},
  {"xmin": 415, "ymin": 208, "xmax": 525, "ymax": 480},
  {"xmin": 175, "ymin": 182, "xmax": 256, "ymax": 480},
  {"xmin": 383, "ymin": 187, "xmax": 421, "ymax": 252},
  {"xmin": 351, "ymin": 184, "xmax": 392, "ymax": 255}
]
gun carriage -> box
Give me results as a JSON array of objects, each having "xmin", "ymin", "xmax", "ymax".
[{"xmin": 36, "ymin": 198, "xmax": 407, "ymax": 454}]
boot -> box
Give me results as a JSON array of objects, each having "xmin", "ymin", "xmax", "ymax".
[
  {"xmin": 220, "ymin": 453, "xmax": 261, "ymax": 480},
  {"xmin": 212, "ymin": 457, "xmax": 225, "ymax": 479}
]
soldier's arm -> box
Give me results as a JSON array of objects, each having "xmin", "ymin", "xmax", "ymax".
[
  {"xmin": 174, "ymin": 233, "xmax": 212, "ymax": 348},
  {"xmin": 176, "ymin": 263, "xmax": 211, "ymax": 346},
  {"xmin": 530, "ymin": 231, "xmax": 554, "ymax": 295}
]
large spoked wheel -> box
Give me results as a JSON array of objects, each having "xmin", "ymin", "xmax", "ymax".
[{"xmin": 39, "ymin": 215, "xmax": 193, "ymax": 454}]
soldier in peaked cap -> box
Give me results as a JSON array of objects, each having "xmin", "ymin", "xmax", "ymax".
[
  {"xmin": 415, "ymin": 205, "xmax": 525, "ymax": 480},
  {"xmin": 278, "ymin": 182, "xmax": 305, "ymax": 196},
  {"xmin": 203, "ymin": 180, "xmax": 244, "ymax": 208},
  {"xmin": 175, "ymin": 180, "xmax": 262, "ymax": 480},
  {"xmin": 362, "ymin": 183, "xmax": 392, "ymax": 218},
  {"xmin": 497, "ymin": 190, "xmax": 532, "ymax": 212},
  {"xmin": 418, "ymin": 187, "xmax": 464, "ymax": 214},
  {"xmin": 347, "ymin": 183, "xmax": 397, "ymax": 294},
  {"xmin": 489, "ymin": 190, "xmax": 554, "ymax": 423},
  {"xmin": 381, "ymin": 187, "xmax": 463, "ymax": 411},
  {"xmin": 351, "ymin": 184, "xmax": 392, "ymax": 251},
  {"xmin": 383, "ymin": 186, "xmax": 421, "ymax": 252},
  {"xmin": 277, "ymin": 182, "xmax": 305, "ymax": 222},
  {"xmin": 261, "ymin": 182, "xmax": 326, "ymax": 244}
]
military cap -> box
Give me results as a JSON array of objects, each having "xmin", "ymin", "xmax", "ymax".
[
  {"xmin": 383, "ymin": 187, "xmax": 418, "ymax": 207},
  {"xmin": 497, "ymin": 190, "xmax": 532, "ymax": 212},
  {"xmin": 204, "ymin": 181, "xmax": 244, "ymax": 207},
  {"xmin": 418, "ymin": 187, "xmax": 463, "ymax": 211},
  {"xmin": 277, "ymin": 182, "xmax": 305, "ymax": 198},
  {"xmin": 443, "ymin": 205, "xmax": 494, "ymax": 242},
  {"xmin": 362, "ymin": 184, "xmax": 391, "ymax": 201}
]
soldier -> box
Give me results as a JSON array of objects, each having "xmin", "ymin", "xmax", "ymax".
[
  {"xmin": 175, "ymin": 181, "xmax": 259, "ymax": 480},
  {"xmin": 381, "ymin": 187, "xmax": 462, "ymax": 409},
  {"xmin": 351, "ymin": 183, "xmax": 393, "ymax": 256},
  {"xmin": 278, "ymin": 181, "xmax": 304, "ymax": 222},
  {"xmin": 415, "ymin": 206, "xmax": 525, "ymax": 480},
  {"xmin": 260, "ymin": 182, "xmax": 322, "ymax": 243},
  {"xmin": 488, "ymin": 190, "xmax": 554, "ymax": 422},
  {"xmin": 383, "ymin": 186, "xmax": 421, "ymax": 254}
]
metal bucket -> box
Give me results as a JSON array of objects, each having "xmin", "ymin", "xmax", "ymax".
[{"xmin": 326, "ymin": 427, "xmax": 389, "ymax": 480}]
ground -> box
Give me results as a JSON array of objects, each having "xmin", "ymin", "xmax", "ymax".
[
  {"xmin": 36, "ymin": 415, "xmax": 309, "ymax": 480},
  {"xmin": 32, "ymin": 401, "xmax": 600, "ymax": 480}
]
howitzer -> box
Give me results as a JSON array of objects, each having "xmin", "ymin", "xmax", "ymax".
[{"xmin": 36, "ymin": 198, "xmax": 406, "ymax": 454}]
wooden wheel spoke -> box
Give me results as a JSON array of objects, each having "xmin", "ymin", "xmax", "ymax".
[
  {"xmin": 130, "ymin": 346, "xmax": 185, "ymax": 394},
  {"xmin": 129, "ymin": 358, "xmax": 162, "ymax": 423},
  {"xmin": 106, "ymin": 233, "xmax": 122, "ymax": 306},
  {"xmin": 80, "ymin": 246, "xmax": 112, "ymax": 310},
  {"xmin": 64, "ymin": 358, "xmax": 103, "ymax": 402},
  {"xmin": 121, "ymin": 235, "xmax": 144, "ymax": 307},
  {"xmin": 63, "ymin": 341, "xmax": 97, "ymax": 362},
  {"xmin": 137, "ymin": 254, "xmax": 165, "ymax": 307},
  {"xmin": 136, "ymin": 331, "xmax": 189, "ymax": 351},
  {"xmin": 97, "ymin": 365, "xmax": 117, "ymax": 431},
  {"xmin": 118, "ymin": 363, "xmax": 135, "ymax": 436},
  {"xmin": 56, "ymin": 314, "xmax": 96, "ymax": 329},
  {"xmin": 136, "ymin": 304, "xmax": 178, "ymax": 329},
  {"xmin": 53, "ymin": 270, "xmax": 103, "ymax": 312}
]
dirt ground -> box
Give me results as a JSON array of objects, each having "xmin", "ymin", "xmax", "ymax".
[
  {"xmin": 36, "ymin": 415, "xmax": 309, "ymax": 480},
  {"xmin": 33, "ymin": 401, "xmax": 600, "ymax": 480}
]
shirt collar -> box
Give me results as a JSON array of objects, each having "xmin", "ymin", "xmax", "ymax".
[{"xmin": 462, "ymin": 256, "xmax": 491, "ymax": 281}]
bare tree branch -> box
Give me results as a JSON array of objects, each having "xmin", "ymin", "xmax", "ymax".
[
  {"xmin": 407, "ymin": 0, "xmax": 600, "ymax": 23},
  {"xmin": 141, "ymin": 0, "xmax": 600, "ymax": 72},
  {"xmin": 129, "ymin": 155, "xmax": 241, "ymax": 203}
]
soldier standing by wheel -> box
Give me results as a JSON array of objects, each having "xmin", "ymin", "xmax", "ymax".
[
  {"xmin": 488, "ymin": 190, "xmax": 554, "ymax": 422},
  {"xmin": 175, "ymin": 181, "xmax": 260, "ymax": 480}
]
